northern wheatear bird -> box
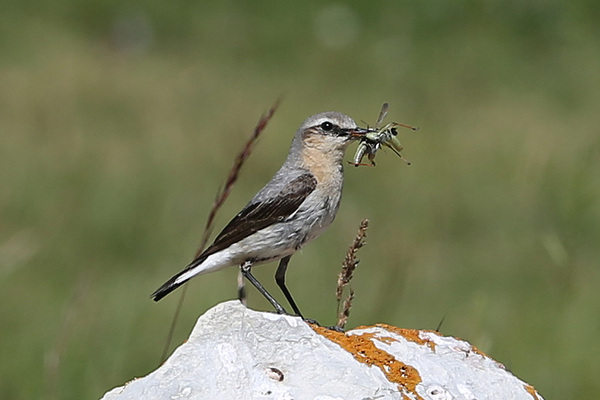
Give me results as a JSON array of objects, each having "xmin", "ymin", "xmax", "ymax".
[{"xmin": 151, "ymin": 112, "xmax": 367, "ymax": 318}]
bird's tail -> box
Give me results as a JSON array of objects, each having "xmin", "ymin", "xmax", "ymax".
[{"xmin": 151, "ymin": 255, "xmax": 209, "ymax": 302}]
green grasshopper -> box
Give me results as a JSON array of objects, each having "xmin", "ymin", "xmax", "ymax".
[{"xmin": 351, "ymin": 103, "xmax": 418, "ymax": 167}]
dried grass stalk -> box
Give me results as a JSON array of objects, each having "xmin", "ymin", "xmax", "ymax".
[
  {"xmin": 336, "ymin": 219, "xmax": 369, "ymax": 329},
  {"xmin": 336, "ymin": 288, "xmax": 355, "ymax": 330}
]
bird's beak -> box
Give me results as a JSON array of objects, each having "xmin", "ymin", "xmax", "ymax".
[{"xmin": 345, "ymin": 127, "xmax": 371, "ymax": 140}]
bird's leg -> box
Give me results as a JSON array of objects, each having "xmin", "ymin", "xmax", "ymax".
[
  {"xmin": 275, "ymin": 256, "xmax": 304, "ymax": 319},
  {"xmin": 237, "ymin": 270, "xmax": 247, "ymax": 306},
  {"xmin": 240, "ymin": 261, "xmax": 288, "ymax": 315}
]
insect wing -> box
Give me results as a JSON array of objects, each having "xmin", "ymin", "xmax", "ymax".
[{"xmin": 375, "ymin": 103, "xmax": 390, "ymax": 127}]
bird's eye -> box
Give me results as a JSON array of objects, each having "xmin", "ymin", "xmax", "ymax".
[{"xmin": 320, "ymin": 121, "xmax": 334, "ymax": 131}]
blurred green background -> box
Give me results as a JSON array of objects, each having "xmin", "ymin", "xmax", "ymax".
[{"xmin": 1, "ymin": 1, "xmax": 599, "ymax": 399}]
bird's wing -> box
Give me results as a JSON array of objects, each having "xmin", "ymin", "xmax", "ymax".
[
  {"xmin": 151, "ymin": 172, "xmax": 318, "ymax": 302},
  {"xmin": 200, "ymin": 172, "xmax": 317, "ymax": 259}
]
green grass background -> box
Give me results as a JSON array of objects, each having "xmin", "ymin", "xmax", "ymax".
[{"xmin": 1, "ymin": 1, "xmax": 599, "ymax": 399}]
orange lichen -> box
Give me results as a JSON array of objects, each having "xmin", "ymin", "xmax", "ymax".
[
  {"xmin": 311, "ymin": 325, "xmax": 424, "ymax": 399},
  {"xmin": 373, "ymin": 335, "xmax": 396, "ymax": 345},
  {"xmin": 375, "ymin": 324, "xmax": 438, "ymax": 351},
  {"xmin": 524, "ymin": 384, "xmax": 542, "ymax": 400},
  {"xmin": 468, "ymin": 344, "xmax": 492, "ymax": 358}
]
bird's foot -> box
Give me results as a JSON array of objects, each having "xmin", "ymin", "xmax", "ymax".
[{"xmin": 301, "ymin": 318, "xmax": 346, "ymax": 332}]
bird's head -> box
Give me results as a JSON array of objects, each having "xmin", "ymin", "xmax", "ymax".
[
  {"xmin": 282, "ymin": 111, "xmax": 369, "ymax": 175},
  {"xmin": 295, "ymin": 111, "xmax": 368, "ymax": 153}
]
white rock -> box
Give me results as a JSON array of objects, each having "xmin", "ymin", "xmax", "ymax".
[{"xmin": 101, "ymin": 301, "xmax": 544, "ymax": 400}]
